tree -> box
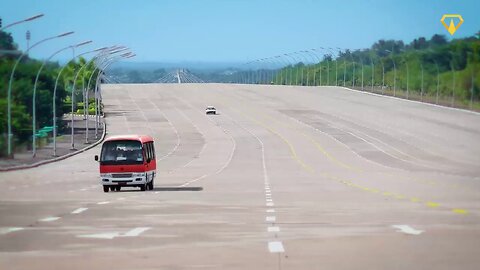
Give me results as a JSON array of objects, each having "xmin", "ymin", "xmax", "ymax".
[{"xmin": 430, "ymin": 34, "xmax": 448, "ymax": 47}]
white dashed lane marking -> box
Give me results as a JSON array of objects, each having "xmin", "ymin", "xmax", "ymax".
[
  {"xmin": 0, "ymin": 227, "xmax": 25, "ymax": 235},
  {"xmin": 39, "ymin": 216, "xmax": 60, "ymax": 222},
  {"xmin": 77, "ymin": 227, "xmax": 152, "ymax": 239},
  {"xmin": 71, "ymin": 208, "xmax": 88, "ymax": 214},
  {"xmin": 268, "ymin": 241, "xmax": 285, "ymax": 253},
  {"xmin": 268, "ymin": 226, "xmax": 280, "ymax": 232},
  {"xmin": 266, "ymin": 216, "xmax": 276, "ymax": 222},
  {"xmin": 123, "ymin": 227, "xmax": 151, "ymax": 237},
  {"xmin": 392, "ymin": 225, "xmax": 424, "ymax": 235},
  {"xmin": 97, "ymin": 201, "xmax": 110, "ymax": 205},
  {"xmin": 266, "ymin": 209, "xmax": 275, "ymax": 213}
]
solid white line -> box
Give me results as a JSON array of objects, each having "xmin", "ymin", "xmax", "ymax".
[
  {"xmin": 337, "ymin": 86, "xmax": 480, "ymax": 116},
  {"xmin": 0, "ymin": 227, "xmax": 24, "ymax": 235},
  {"xmin": 97, "ymin": 201, "xmax": 110, "ymax": 205},
  {"xmin": 266, "ymin": 209, "xmax": 275, "ymax": 213},
  {"xmin": 177, "ymin": 101, "xmax": 237, "ymax": 188},
  {"xmin": 268, "ymin": 226, "xmax": 280, "ymax": 232},
  {"xmin": 39, "ymin": 216, "xmax": 60, "ymax": 222},
  {"xmin": 71, "ymin": 208, "xmax": 88, "ymax": 214},
  {"xmin": 268, "ymin": 241, "xmax": 285, "ymax": 253},
  {"xmin": 123, "ymin": 227, "xmax": 151, "ymax": 237},
  {"xmin": 266, "ymin": 216, "xmax": 276, "ymax": 222},
  {"xmin": 150, "ymin": 101, "xmax": 181, "ymax": 161}
]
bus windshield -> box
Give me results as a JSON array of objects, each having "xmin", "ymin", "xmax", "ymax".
[{"xmin": 100, "ymin": 140, "xmax": 143, "ymax": 165}]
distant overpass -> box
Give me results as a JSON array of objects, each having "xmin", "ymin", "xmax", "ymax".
[{"xmin": 156, "ymin": 69, "xmax": 205, "ymax": 83}]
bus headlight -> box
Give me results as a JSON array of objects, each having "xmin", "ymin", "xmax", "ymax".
[
  {"xmin": 132, "ymin": 172, "xmax": 145, "ymax": 177},
  {"xmin": 100, "ymin": 173, "xmax": 113, "ymax": 177}
]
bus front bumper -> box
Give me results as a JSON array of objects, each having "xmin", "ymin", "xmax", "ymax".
[{"xmin": 100, "ymin": 173, "xmax": 147, "ymax": 186}]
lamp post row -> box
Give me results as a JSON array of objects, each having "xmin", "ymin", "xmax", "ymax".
[
  {"xmin": 239, "ymin": 47, "xmax": 466, "ymax": 109},
  {"xmin": 2, "ymin": 14, "xmax": 134, "ymax": 158}
]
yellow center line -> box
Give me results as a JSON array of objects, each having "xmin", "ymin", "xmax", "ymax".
[
  {"xmin": 218, "ymin": 96, "xmax": 471, "ymax": 216},
  {"xmin": 219, "ymin": 100, "xmax": 313, "ymax": 174}
]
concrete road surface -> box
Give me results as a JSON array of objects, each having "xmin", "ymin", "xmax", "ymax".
[{"xmin": 1, "ymin": 84, "xmax": 479, "ymax": 270}]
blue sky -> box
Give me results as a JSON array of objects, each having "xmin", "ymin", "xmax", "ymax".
[{"xmin": 1, "ymin": 0, "xmax": 479, "ymax": 63}]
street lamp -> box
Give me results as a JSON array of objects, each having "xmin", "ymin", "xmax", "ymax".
[
  {"xmin": 283, "ymin": 54, "xmax": 297, "ymax": 85},
  {"xmin": 369, "ymin": 53, "xmax": 375, "ymax": 92},
  {"xmin": 51, "ymin": 46, "xmax": 108, "ymax": 156},
  {"xmin": 274, "ymin": 56, "xmax": 285, "ymax": 85},
  {"xmin": 339, "ymin": 48, "xmax": 356, "ymax": 88},
  {"xmin": 92, "ymin": 53, "xmax": 136, "ymax": 137},
  {"xmin": 31, "ymin": 40, "xmax": 92, "ymax": 157},
  {"xmin": 70, "ymin": 47, "xmax": 130, "ymax": 149},
  {"xmin": 88, "ymin": 52, "xmax": 133, "ymax": 140},
  {"xmin": 385, "ymin": 49, "xmax": 397, "ymax": 96},
  {"xmin": 313, "ymin": 48, "xmax": 330, "ymax": 85},
  {"xmin": 0, "ymin": 13, "xmax": 44, "ymax": 31},
  {"xmin": 6, "ymin": 31, "xmax": 74, "ymax": 158},
  {"xmin": 310, "ymin": 49, "xmax": 323, "ymax": 86},
  {"xmin": 307, "ymin": 49, "xmax": 322, "ymax": 86},
  {"xmin": 399, "ymin": 49, "xmax": 410, "ymax": 99},
  {"xmin": 352, "ymin": 50, "xmax": 364, "ymax": 90},
  {"xmin": 449, "ymin": 51, "xmax": 456, "ymax": 107},
  {"xmin": 300, "ymin": 50, "xmax": 314, "ymax": 86},
  {"xmin": 329, "ymin": 47, "xmax": 341, "ymax": 86}
]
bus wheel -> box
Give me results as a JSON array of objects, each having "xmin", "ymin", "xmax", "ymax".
[
  {"xmin": 103, "ymin": 186, "xmax": 109, "ymax": 193},
  {"xmin": 140, "ymin": 184, "xmax": 146, "ymax": 191},
  {"xmin": 148, "ymin": 179, "xmax": 154, "ymax": 190},
  {"xmin": 115, "ymin": 186, "xmax": 121, "ymax": 192}
]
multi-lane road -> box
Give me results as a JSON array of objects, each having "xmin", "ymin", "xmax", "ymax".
[{"xmin": 1, "ymin": 83, "xmax": 479, "ymax": 269}]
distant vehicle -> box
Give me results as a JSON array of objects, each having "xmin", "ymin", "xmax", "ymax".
[
  {"xmin": 206, "ymin": 106, "xmax": 216, "ymax": 115},
  {"xmin": 95, "ymin": 135, "xmax": 156, "ymax": 192}
]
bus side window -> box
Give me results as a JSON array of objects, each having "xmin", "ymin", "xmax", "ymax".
[
  {"xmin": 147, "ymin": 142, "xmax": 153, "ymax": 161},
  {"xmin": 147, "ymin": 143, "xmax": 152, "ymax": 161},
  {"xmin": 151, "ymin": 142, "xmax": 155, "ymax": 159},
  {"xmin": 144, "ymin": 143, "xmax": 150, "ymax": 161}
]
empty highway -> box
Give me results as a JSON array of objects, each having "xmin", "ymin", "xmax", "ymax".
[{"xmin": 1, "ymin": 84, "xmax": 479, "ymax": 270}]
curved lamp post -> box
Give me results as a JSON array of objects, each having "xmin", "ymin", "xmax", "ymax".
[
  {"xmin": 51, "ymin": 46, "xmax": 108, "ymax": 156},
  {"xmin": 92, "ymin": 53, "xmax": 136, "ymax": 137},
  {"xmin": 307, "ymin": 49, "xmax": 322, "ymax": 86},
  {"xmin": 6, "ymin": 31, "xmax": 74, "ymax": 157},
  {"xmin": 322, "ymin": 47, "xmax": 340, "ymax": 86},
  {"xmin": 31, "ymin": 40, "xmax": 91, "ymax": 157},
  {"xmin": 70, "ymin": 47, "xmax": 130, "ymax": 149},
  {"xmin": 313, "ymin": 48, "xmax": 330, "ymax": 85},
  {"xmin": 286, "ymin": 54, "xmax": 298, "ymax": 85},
  {"xmin": 0, "ymin": 13, "xmax": 44, "ymax": 31},
  {"xmin": 385, "ymin": 49, "xmax": 397, "ymax": 96},
  {"xmin": 399, "ymin": 50, "xmax": 410, "ymax": 99},
  {"xmin": 295, "ymin": 51, "xmax": 310, "ymax": 86},
  {"xmin": 300, "ymin": 50, "xmax": 317, "ymax": 86},
  {"xmin": 369, "ymin": 53, "xmax": 375, "ymax": 91},
  {"xmin": 88, "ymin": 52, "xmax": 134, "ymax": 139},
  {"xmin": 309, "ymin": 49, "xmax": 323, "ymax": 86}
]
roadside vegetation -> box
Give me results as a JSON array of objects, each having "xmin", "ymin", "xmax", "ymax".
[
  {"xmin": 0, "ymin": 30, "xmax": 98, "ymax": 157},
  {"xmin": 272, "ymin": 33, "xmax": 480, "ymax": 109}
]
